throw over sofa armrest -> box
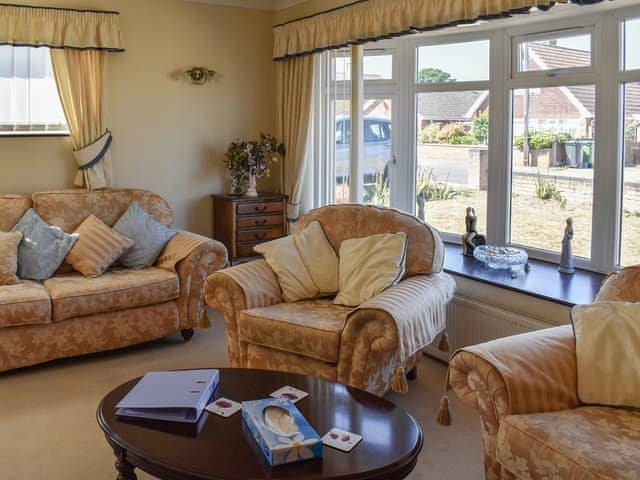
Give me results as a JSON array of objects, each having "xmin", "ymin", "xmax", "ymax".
[
  {"xmin": 205, "ymin": 260, "xmax": 282, "ymax": 366},
  {"xmin": 157, "ymin": 231, "xmax": 229, "ymax": 330}
]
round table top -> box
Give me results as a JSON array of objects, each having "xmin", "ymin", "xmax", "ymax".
[{"xmin": 97, "ymin": 368, "xmax": 423, "ymax": 480}]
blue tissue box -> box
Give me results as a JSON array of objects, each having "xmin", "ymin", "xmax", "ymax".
[{"xmin": 242, "ymin": 397, "xmax": 322, "ymax": 466}]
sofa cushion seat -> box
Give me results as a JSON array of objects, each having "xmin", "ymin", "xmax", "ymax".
[
  {"xmin": 239, "ymin": 299, "xmax": 352, "ymax": 363},
  {"xmin": 0, "ymin": 281, "xmax": 51, "ymax": 328},
  {"xmin": 44, "ymin": 267, "xmax": 180, "ymax": 322},
  {"xmin": 496, "ymin": 406, "xmax": 640, "ymax": 480}
]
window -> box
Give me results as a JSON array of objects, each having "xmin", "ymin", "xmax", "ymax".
[
  {"xmin": 415, "ymin": 39, "xmax": 490, "ymax": 236},
  {"xmin": 0, "ymin": 46, "xmax": 67, "ymax": 135},
  {"xmin": 313, "ymin": 4, "xmax": 640, "ymax": 273}
]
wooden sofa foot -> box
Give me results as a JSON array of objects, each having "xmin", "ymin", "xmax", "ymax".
[
  {"xmin": 180, "ymin": 329, "xmax": 194, "ymax": 341},
  {"xmin": 406, "ymin": 367, "xmax": 418, "ymax": 381}
]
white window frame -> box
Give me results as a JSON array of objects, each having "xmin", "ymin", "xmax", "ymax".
[{"xmin": 312, "ymin": 2, "xmax": 640, "ymax": 273}]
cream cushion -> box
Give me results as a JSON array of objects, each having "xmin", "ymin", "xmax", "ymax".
[
  {"xmin": 334, "ymin": 232, "xmax": 407, "ymax": 307},
  {"xmin": 0, "ymin": 231, "xmax": 22, "ymax": 285},
  {"xmin": 572, "ymin": 302, "xmax": 640, "ymax": 409},
  {"xmin": 254, "ymin": 220, "xmax": 338, "ymax": 302}
]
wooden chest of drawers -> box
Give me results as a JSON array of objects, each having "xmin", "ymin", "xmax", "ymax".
[{"xmin": 212, "ymin": 193, "xmax": 287, "ymax": 260}]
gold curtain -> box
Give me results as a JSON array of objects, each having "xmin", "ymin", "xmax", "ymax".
[
  {"xmin": 0, "ymin": 4, "xmax": 123, "ymax": 51},
  {"xmin": 274, "ymin": 0, "xmax": 600, "ymax": 60},
  {"xmin": 51, "ymin": 49, "xmax": 112, "ymax": 189},
  {"xmin": 276, "ymin": 55, "xmax": 315, "ymax": 226}
]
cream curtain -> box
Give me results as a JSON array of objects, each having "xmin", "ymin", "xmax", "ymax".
[
  {"xmin": 276, "ymin": 55, "xmax": 315, "ymax": 227},
  {"xmin": 274, "ymin": 0, "xmax": 606, "ymax": 60},
  {"xmin": 51, "ymin": 49, "xmax": 113, "ymax": 189},
  {"xmin": 0, "ymin": 4, "xmax": 123, "ymax": 51}
]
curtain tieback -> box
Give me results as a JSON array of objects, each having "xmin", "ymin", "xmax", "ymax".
[
  {"xmin": 74, "ymin": 130, "xmax": 112, "ymax": 171},
  {"xmin": 287, "ymin": 203, "xmax": 300, "ymax": 223}
]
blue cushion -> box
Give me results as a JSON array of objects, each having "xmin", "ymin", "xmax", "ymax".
[
  {"xmin": 11, "ymin": 209, "xmax": 78, "ymax": 281},
  {"xmin": 113, "ymin": 202, "xmax": 178, "ymax": 269}
]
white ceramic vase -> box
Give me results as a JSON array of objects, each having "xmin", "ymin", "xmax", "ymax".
[{"xmin": 245, "ymin": 173, "xmax": 258, "ymax": 197}]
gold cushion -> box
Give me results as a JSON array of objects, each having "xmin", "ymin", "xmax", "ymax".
[
  {"xmin": 44, "ymin": 267, "xmax": 179, "ymax": 322},
  {"xmin": 239, "ymin": 299, "xmax": 351, "ymax": 363},
  {"xmin": 254, "ymin": 220, "xmax": 338, "ymax": 302},
  {"xmin": 0, "ymin": 280, "xmax": 51, "ymax": 328},
  {"xmin": 572, "ymin": 302, "xmax": 640, "ymax": 408},
  {"xmin": 334, "ymin": 232, "xmax": 407, "ymax": 307},
  {"xmin": 0, "ymin": 231, "xmax": 22, "ymax": 285},
  {"xmin": 65, "ymin": 214, "xmax": 134, "ymax": 278}
]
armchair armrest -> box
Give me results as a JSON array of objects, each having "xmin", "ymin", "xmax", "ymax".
[
  {"xmin": 339, "ymin": 273, "xmax": 455, "ymax": 395},
  {"xmin": 449, "ymin": 325, "xmax": 578, "ymax": 434},
  {"xmin": 204, "ymin": 260, "xmax": 281, "ymax": 366},
  {"xmin": 160, "ymin": 231, "xmax": 228, "ymax": 329}
]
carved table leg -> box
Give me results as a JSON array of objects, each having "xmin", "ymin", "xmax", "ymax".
[
  {"xmin": 113, "ymin": 445, "xmax": 137, "ymax": 480},
  {"xmin": 181, "ymin": 328, "xmax": 194, "ymax": 341}
]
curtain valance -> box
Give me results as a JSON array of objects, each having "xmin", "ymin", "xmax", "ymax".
[
  {"xmin": 0, "ymin": 3, "xmax": 123, "ymax": 51},
  {"xmin": 274, "ymin": 0, "xmax": 606, "ymax": 60}
]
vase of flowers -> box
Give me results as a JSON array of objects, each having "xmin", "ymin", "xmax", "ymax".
[{"xmin": 224, "ymin": 133, "xmax": 285, "ymax": 196}]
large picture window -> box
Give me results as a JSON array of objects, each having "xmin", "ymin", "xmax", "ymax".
[
  {"xmin": 0, "ymin": 46, "xmax": 67, "ymax": 135},
  {"xmin": 313, "ymin": 4, "xmax": 640, "ymax": 273}
]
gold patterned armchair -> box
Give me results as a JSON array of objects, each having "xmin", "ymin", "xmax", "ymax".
[
  {"xmin": 447, "ymin": 265, "xmax": 640, "ymax": 480},
  {"xmin": 205, "ymin": 204, "xmax": 456, "ymax": 396}
]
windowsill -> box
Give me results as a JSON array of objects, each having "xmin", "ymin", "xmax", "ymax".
[
  {"xmin": 0, "ymin": 132, "xmax": 70, "ymax": 138},
  {"xmin": 443, "ymin": 243, "xmax": 605, "ymax": 307}
]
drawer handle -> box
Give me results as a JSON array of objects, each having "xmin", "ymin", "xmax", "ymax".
[
  {"xmin": 254, "ymin": 219, "xmax": 267, "ymax": 226},
  {"xmin": 254, "ymin": 232, "xmax": 267, "ymax": 240},
  {"xmin": 255, "ymin": 206, "xmax": 267, "ymax": 212}
]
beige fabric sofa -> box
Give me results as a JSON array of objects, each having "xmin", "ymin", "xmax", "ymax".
[
  {"xmin": 0, "ymin": 189, "xmax": 228, "ymax": 372},
  {"xmin": 205, "ymin": 204, "xmax": 455, "ymax": 396},
  {"xmin": 447, "ymin": 267, "xmax": 640, "ymax": 480}
]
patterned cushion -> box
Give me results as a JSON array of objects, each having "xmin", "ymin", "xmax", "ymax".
[
  {"xmin": 0, "ymin": 195, "xmax": 31, "ymax": 232},
  {"xmin": 239, "ymin": 299, "xmax": 351, "ymax": 363},
  {"xmin": 113, "ymin": 202, "xmax": 178, "ymax": 269},
  {"xmin": 497, "ymin": 407, "xmax": 640, "ymax": 480},
  {"xmin": 44, "ymin": 267, "xmax": 179, "ymax": 322},
  {"xmin": 11, "ymin": 209, "xmax": 78, "ymax": 281},
  {"xmin": 0, "ymin": 231, "xmax": 22, "ymax": 285},
  {"xmin": 65, "ymin": 214, "xmax": 134, "ymax": 278},
  {"xmin": 0, "ymin": 281, "xmax": 51, "ymax": 328},
  {"xmin": 334, "ymin": 232, "xmax": 407, "ymax": 307}
]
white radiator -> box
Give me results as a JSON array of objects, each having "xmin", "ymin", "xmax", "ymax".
[{"xmin": 425, "ymin": 295, "xmax": 552, "ymax": 362}]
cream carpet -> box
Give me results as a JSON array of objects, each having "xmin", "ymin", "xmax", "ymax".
[{"xmin": 0, "ymin": 310, "xmax": 483, "ymax": 480}]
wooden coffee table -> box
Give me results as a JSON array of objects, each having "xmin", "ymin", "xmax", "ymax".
[{"xmin": 97, "ymin": 368, "xmax": 423, "ymax": 480}]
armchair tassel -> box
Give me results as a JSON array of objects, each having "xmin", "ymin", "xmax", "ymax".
[
  {"xmin": 436, "ymin": 368, "xmax": 452, "ymax": 426},
  {"xmin": 391, "ymin": 366, "xmax": 409, "ymax": 394},
  {"xmin": 438, "ymin": 331, "xmax": 450, "ymax": 352}
]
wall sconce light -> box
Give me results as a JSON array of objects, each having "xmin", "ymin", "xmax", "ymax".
[{"xmin": 184, "ymin": 67, "xmax": 216, "ymax": 85}]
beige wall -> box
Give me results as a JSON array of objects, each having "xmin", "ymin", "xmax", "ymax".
[
  {"xmin": 275, "ymin": 0, "xmax": 353, "ymax": 24},
  {"xmin": 0, "ymin": 0, "xmax": 276, "ymax": 235}
]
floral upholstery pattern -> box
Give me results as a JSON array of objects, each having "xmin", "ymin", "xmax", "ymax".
[
  {"xmin": 32, "ymin": 189, "xmax": 174, "ymax": 232},
  {"xmin": 497, "ymin": 407, "xmax": 640, "ymax": 480},
  {"xmin": 0, "ymin": 189, "xmax": 228, "ymax": 372},
  {"xmin": 44, "ymin": 267, "xmax": 179, "ymax": 322},
  {"xmin": 0, "ymin": 195, "xmax": 31, "ymax": 232},
  {"xmin": 448, "ymin": 325, "xmax": 639, "ymax": 480},
  {"xmin": 296, "ymin": 204, "xmax": 444, "ymax": 277},
  {"xmin": 240, "ymin": 300, "xmax": 351, "ymax": 363},
  {"xmin": 0, "ymin": 281, "xmax": 51, "ymax": 328},
  {"xmin": 0, "ymin": 302, "xmax": 178, "ymax": 372},
  {"xmin": 595, "ymin": 265, "xmax": 640, "ymax": 302}
]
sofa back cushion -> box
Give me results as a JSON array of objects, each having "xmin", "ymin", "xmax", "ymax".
[
  {"xmin": 295, "ymin": 204, "xmax": 444, "ymax": 277},
  {"xmin": 0, "ymin": 195, "xmax": 32, "ymax": 232},
  {"xmin": 32, "ymin": 189, "xmax": 174, "ymax": 233}
]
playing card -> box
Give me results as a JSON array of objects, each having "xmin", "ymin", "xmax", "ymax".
[
  {"xmin": 269, "ymin": 385, "xmax": 309, "ymax": 403},
  {"xmin": 205, "ymin": 397, "xmax": 242, "ymax": 417},
  {"xmin": 322, "ymin": 428, "xmax": 363, "ymax": 452}
]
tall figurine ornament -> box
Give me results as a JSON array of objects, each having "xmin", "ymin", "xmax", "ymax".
[
  {"xmin": 462, "ymin": 207, "xmax": 486, "ymax": 256},
  {"xmin": 559, "ymin": 217, "xmax": 575, "ymax": 274}
]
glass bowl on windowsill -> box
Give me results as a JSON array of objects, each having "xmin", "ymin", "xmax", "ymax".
[{"xmin": 473, "ymin": 245, "xmax": 529, "ymax": 277}]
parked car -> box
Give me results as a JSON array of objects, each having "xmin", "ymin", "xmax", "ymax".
[{"xmin": 335, "ymin": 116, "xmax": 392, "ymax": 183}]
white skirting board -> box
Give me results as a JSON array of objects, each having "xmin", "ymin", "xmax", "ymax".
[{"xmin": 425, "ymin": 294, "xmax": 553, "ymax": 363}]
